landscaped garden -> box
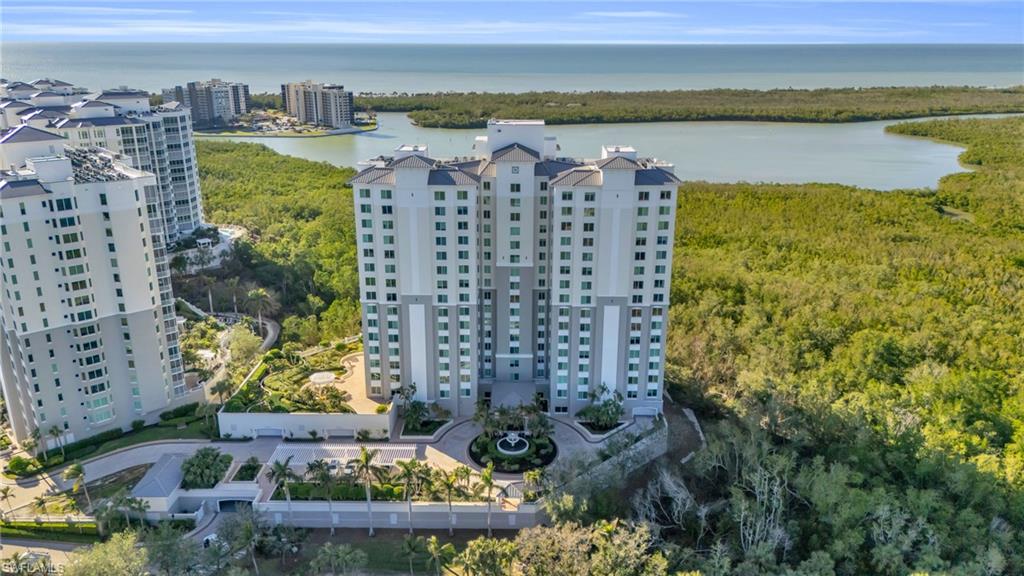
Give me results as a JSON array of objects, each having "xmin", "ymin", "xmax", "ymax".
[
  {"xmin": 223, "ymin": 343, "xmax": 360, "ymax": 413},
  {"xmin": 396, "ymin": 384, "xmax": 452, "ymax": 436},
  {"xmin": 2, "ymin": 403, "xmax": 217, "ymax": 479},
  {"xmin": 233, "ymin": 456, "xmax": 263, "ymax": 481},
  {"xmin": 468, "ymin": 401, "xmax": 557, "ymax": 473},
  {"xmin": 574, "ymin": 386, "xmax": 627, "ymax": 434},
  {"xmin": 181, "ymin": 447, "xmax": 233, "ymax": 489}
]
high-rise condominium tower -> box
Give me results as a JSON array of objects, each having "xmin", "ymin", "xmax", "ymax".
[
  {"xmin": 280, "ymin": 81, "xmax": 354, "ymax": 128},
  {"xmin": 1, "ymin": 78, "xmax": 204, "ymax": 241},
  {"xmin": 0, "ymin": 126, "xmax": 187, "ymax": 448},
  {"xmin": 350, "ymin": 120, "xmax": 678, "ymax": 418},
  {"xmin": 161, "ymin": 79, "xmax": 251, "ymax": 128}
]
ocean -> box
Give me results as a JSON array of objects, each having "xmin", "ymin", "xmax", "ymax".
[{"xmin": 2, "ymin": 43, "xmax": 1021, "ymax": 94}]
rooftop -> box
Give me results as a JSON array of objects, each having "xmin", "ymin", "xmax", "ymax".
[
  {"xmin": 131, "ymin": 454, "xmax": 186, "ymax": 498},
  {"xmin": 0, "ymin": 124, "xmax": 66, "ymax": 145},
  {"xmin": 65, "ymin": 146, "xmax": 133, "ymax": 183},
  {"xmin": 351, "ymin": 148, "xmax": 677, "ymax": 187},
  {"xmin": 0, "ymin": 178, "xmax": 49, "ymax": 200}
]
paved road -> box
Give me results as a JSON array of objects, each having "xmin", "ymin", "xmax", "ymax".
[{"xmin": 0, "ymin": 538, "xmax": 82, "ymax": 567}]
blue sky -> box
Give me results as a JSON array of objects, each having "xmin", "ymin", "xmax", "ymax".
[{"xmin": 2, "ymin": 1, "xmax": 1022, "ymax": 44}]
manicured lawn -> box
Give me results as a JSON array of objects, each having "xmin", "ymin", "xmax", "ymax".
[{"xmin": 91, "ymin": 419, "xmax": 211, "ymax": 455}]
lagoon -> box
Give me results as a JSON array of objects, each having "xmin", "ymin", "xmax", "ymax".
[{"xmin": 207, "ymin": 112, "xmax": 971, "ymax": 190}]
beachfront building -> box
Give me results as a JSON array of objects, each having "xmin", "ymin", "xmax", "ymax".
[
  {"xmin": 0, "ymin": 79, "xmax": 205, "ymax": 241},
  {"xmin": 161, "ymin": 79, "xmax": 251, "ymax": 128},
  {"xmin": 350, "ymin": 120, "xmax": 679, "ymax": 419},
  {"xmin": 0, "ymin": 128, "xmax": 188, "ymax": 448},
  {"xmin": 280, "ymin": 81, "xmax": 354, "ymax": 128}
]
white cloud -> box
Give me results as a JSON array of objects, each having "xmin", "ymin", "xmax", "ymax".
[
  {"xmin": 2, "ymin": 5, "xmax": 192, "ymax": 15},
  {"xmin": 583, "ymin": 11, "xmax": 685, "ymax": 18}
]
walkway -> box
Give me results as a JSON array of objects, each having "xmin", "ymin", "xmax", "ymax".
[{"xmin": 0, "ymin": 538, "xmax": 82, "ymax": 568}]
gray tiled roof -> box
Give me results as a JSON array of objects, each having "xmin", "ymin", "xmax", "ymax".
[
  {"xmin": 4, "ymin": 82, "xmax": 34, "ymax": 91},
  {"xmin": 535, "ymin": 159, "xmax": 581, "ymax": 177},
  {"xmin": 30, "ymin": 91, "xmax": 59, "ymax": 98},
  {"xmin": 0, "ymin": 100, "xmax": 32, "ymax": 110},
  {"xmin": 449, "ymin": 158, "xmax": 487, "ymax": 174},
  {"xmin": 491, "ymin": 143, "xmax": 540, "ymax": 162},
  {"xmin": 388, "ymin": 154, "xmax": 435, "ymax": 169},
  {"xmin": 634, "ymin": 168, "xmax": 682, "ymax": 186},
  {"xmin": 0, "ymin": 125, "xmax": 65, "ymax": 144},
  {"xmin": 131, "ymin": 453, "xmax": 186, "ymax": 498},
  {"xmin": 596, "ymin": 156, "xmax": 642, "ymax": 170},
  {"xmin": 550, "ymin": 167, "xmax": 603, "ymax": 187},
  {"xmin": 97, "ymin": 89, "xmax": 148, "ymax": 99},
  {"xmin": 52, "ymin": 116, "xmax": 141, "ymax": 129},
  {"xmin": 0, "ymin": 179, "xmax": 49, "ymax": 199},
  {"xmin": 23, "ymin": 109, "xmax": 65, "ymax": 120},
  {"xmin": 349, "ymin": 166, "xmax": 396, "ymax": 185},
  {"xmin": 31, "ymin": 78, "xmax": 73, "ymax": 87},
  {"xmin": 73, "ymin": 100, "xmax": 113, "ymax": 109},
  {"xmin": 428, "ymin": 167, "xmax": 480, "ymax": 186}
]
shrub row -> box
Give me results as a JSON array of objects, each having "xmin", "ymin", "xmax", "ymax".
[
  {"xmin": 159, "ymin": 402, "xmax": 200, "ymax": 421},
  {"xmin": 282, "ymin": 481, "xmax": 406, "ymax": 502}
]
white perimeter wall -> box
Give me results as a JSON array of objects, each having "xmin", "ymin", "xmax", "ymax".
[
  {"xmin": 258, "ymin": 500, "xmax": 544, "ymax": 531},
  {"xmin": 218, "ymin": 410, "xmax": 394, "ymax": 439}
]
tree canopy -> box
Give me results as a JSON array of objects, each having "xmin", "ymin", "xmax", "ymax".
[{"xmin": 356, "ymin": 86, "xmax": 1024, "ymax": 128}]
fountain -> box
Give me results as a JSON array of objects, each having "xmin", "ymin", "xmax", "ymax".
[
  {"xmin": 309, "ymin": 371, "xmax": 336, "ymax": 386},
  {"xmin": 496, "ymin": 431, "xmax": 530, "ymax": 456}
]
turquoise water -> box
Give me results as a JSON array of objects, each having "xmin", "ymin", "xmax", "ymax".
[
  {"xmin": 207, "ymin": 112, "xmax": 976, "ymax": 190},
  {"xmin": 3, "ymin": 43, "xmax": 1021, "ymax": 93}
]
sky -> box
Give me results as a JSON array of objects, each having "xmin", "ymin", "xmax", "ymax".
[{"xmin": 1, "ymin": 0, "xmax": 1022, "ymax": 44}]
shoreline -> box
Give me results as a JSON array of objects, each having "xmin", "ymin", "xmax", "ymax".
[{"xmin": 195, "ymin": 125, "xmax": 377, "ymax": 139}]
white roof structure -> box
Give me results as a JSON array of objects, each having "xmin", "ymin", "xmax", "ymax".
[{"xmin": 268, "ymin": 443, "xmax": 418, "ymax": 470}]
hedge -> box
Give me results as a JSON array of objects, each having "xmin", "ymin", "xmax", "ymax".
[
  {"xmin": 280, "ymin": 481, "xmax": 406, "ymax": 502},
  {"xmin": 43, "ymin": 428, "xmax": 125, "ymax": 462},
  {"xmin": 159, "ymin": 402, "xmax": 200, "ymax": 421},
  {"xmin": 0, "ymin": 521, "xmax": 101, "ymax": 543}
]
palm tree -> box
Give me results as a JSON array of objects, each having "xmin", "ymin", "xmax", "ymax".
[
  {"xmin": 211, "ymin": 379, "xmax": 234, "ymax": 405},
  {"xmin": 434, "ymin": 469, "xmax": 461, "ymax": 536},
  {"xmin": 245, "ymin": 287, "xmax": 280, "ymax": 337},
  {"xmin": 310, "ymin": 542, "xmax": 367, "ymax": 576},
  {"xmin": 32, "ymin": 495, "xmax": 48, "ymax": 517},
  {"xmin": 23, "ymin": 427, "xmax": 41, "ymax": 455},
  {"xmin": 265, "ymin": 456, "xmax": 299, "ymax": 524},
  {"xmin": 47, "ymin": 425, "xmax": 65, "ymax": 460},
  {"xmin": 401, "ymin": 534, "xmax": 425, "ymax": 576},
  {"xmin": 225, "ymin": 277, "xmax": 241, "ymax": 314},
  {"xmin": 425, "ymin": 536, "xmax": 456, "ymax": 576},
  {"xmin": 63, "ymin": 463, "xmax": 92, "ymax": 512},
  {"xmin": 307, "ymin": 459, "xmax": 338, "ymax": 536},
  {"xmin": 0, "ymin": 487, "xmax": 12, "ymax": 519},
  {"xmin": 476, "ymin": 462, "xmax": 496, "ymax": 537},
  {"xmin": 393, "ymin": 460, "xmax": 428, "ymax": 534},
  {"xmin": 454, "ymin": 465, "xmax": 472, "ymax": 490},
  {"xmin": 522, "ymin": 468, "xmax": 544, "ymax": 501},
  {"xmin": 352, "ymin": 447, "xmax": 387, "ymax": 537}
]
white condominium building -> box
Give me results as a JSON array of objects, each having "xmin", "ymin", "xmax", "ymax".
[
  {"xmin": 0, "ymin": 79, "xmax": 204, "ymax": 241},
  {"xmin": 0, "ymin": 126, "xmax": 187, "ymax": 448},
  {"xmin": 350, "ymin": 120, "xmax": 679, "ymax": 418},
  {"xmin": 280, "ymin": 81, "xmax": 354, "ymax": 128},
  {"xmin": 162, "ymin": 79, "xmax": 251, "ymax": 128}
]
